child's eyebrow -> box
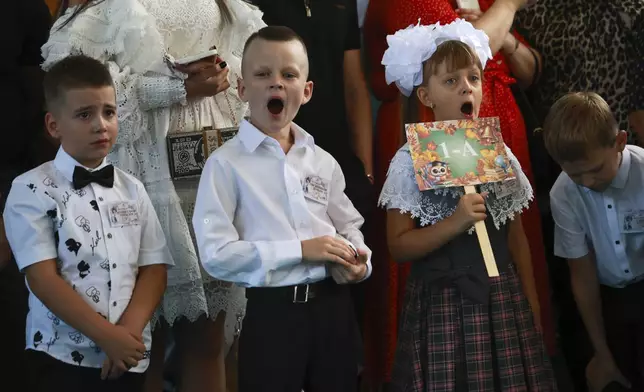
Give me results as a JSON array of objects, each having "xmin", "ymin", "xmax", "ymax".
[
  {"xmin": 73, "ymin": 105, "xmax": 95, "ymax": 113},
  {"xmin": 568, "ymin": 162, "xmax": 604, "ymax": 176}
]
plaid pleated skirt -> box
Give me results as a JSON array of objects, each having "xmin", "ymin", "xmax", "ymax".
[{"xmin": 392, "ymin": 264, "xmax": 557, "ymax": 392}]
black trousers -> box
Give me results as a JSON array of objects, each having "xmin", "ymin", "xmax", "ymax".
[
  {"xmin": 238, "ymin": 280, "xmax": 358, "ymax": 392},
  {"xmin": 27, "ymin": 350, "xmax": 145, "ymax": 392},
  {"xmin": 601, "ymin": 281, "xmax": 644, "ymax": 392},
  {"xmin": 0, "ymin": 261, "xmax": 30, "ymax": 391}
]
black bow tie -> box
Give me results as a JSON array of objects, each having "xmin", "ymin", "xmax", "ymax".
[{"xmin": 72, "ymin": 165, "xmax": 115, "ymax": 190}]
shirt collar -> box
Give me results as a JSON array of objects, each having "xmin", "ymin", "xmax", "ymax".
[
  {"xmin": 611, "ymin": 147, "xmax": 631, "ymax": 189},
  {"xmin": 54, "ymin": 147, "xmax": 109, "ymax": 183},
  {"xmin": 238, "ymin": 119, "xmax": 315, "ymax": 153}
]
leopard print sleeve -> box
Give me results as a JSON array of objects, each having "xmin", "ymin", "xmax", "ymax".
[{"xmin": 629, "ymin": 10, "xmax": 644, "ymax": 112}]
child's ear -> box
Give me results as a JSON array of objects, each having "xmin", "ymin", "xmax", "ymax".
[
  {"xmin": 417, "ymin": 86, "xmax": 433, "ymax": 109},
  {"xmin": 237, "ymin": 77, "xmax": 248, "ymax": 102},
  {"xmin": 301, "ymin": 81, "xmax": 314, "ymax": 105},
  {"xmin": 44, "ymin": 112, "xmax": 61, "ymax": 141},
  {"xmin": 616, "ymin": 130, "xmax": 628, "ymax": 151}
]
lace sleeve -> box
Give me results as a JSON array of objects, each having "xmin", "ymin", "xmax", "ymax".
[
  {"xmin": 378, "ymin": 146, "xmax": 456, "ymax": 226},
  {"xmin": 479, "ymin": 145, "xmax": 534, "ymax": 227},
  {"xmin": 107, "ymin": 63, "xmax": 186, "ymax": 145},
  {"xmin": 41, "ymin": 0, "xmax": 186, "ymax": 145},
  {"xmin": 133, "ymin": 74, "xmax": 186, "ymax": 112}
]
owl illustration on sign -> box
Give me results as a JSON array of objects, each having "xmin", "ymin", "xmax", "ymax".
[{"xmin": 419, "ymin": 161, "xmax": 449, "ymax": 188}]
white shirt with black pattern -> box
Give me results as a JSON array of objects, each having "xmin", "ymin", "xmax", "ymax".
[{"xmin": 3, "ymin": 147, "xmax": 173, "ymax": 372}]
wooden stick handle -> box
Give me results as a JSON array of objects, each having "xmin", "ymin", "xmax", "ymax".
[{"xmin": 464, "ymin": 185, "xmax": 499, "ymax": 277}]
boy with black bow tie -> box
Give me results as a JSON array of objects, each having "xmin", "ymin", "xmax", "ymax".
[{"xmin": 3, "ymin": 55, "xmax": 173, "ymax": 392}]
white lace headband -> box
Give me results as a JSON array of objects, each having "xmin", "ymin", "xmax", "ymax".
[{"xmin": 382, "ymin": 19, "xmax": 493, "ymax": 97}]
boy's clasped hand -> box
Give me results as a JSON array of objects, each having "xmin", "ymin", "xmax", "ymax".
[{"xmin": 301, "ymin": 236, "xmax": 368, "ymax": 282}]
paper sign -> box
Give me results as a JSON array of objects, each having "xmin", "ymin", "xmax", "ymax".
[{"xmin": 406, "ymin": 117, "xmax": 514, "ymax": 191}]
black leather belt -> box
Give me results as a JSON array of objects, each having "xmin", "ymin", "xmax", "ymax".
[{"xmin": 245, "ymin": 278, "xmax": 339, "ymax": 304}]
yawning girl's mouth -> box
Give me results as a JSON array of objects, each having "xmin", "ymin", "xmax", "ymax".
[
  {"xmin": 460, "ymin": 102, "xmax": 473, "ymax": 117},
  {"xmin": 267, "ymin": 98, "xmax": 285, "ymax": 115}
]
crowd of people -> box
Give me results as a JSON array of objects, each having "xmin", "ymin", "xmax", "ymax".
[{"xmin": 1, "ymin": 0, "xmax": 643, "ymax": 391}]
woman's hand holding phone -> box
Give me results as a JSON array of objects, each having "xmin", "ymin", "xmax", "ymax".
[{"xmin": 175, "ymin": 52, "xmax": 230, "ymax": 100}]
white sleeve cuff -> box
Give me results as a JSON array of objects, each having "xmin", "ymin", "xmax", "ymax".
[
  {"xmin": 256, "ymin": 240, "xmax": 302, "ymax": 283},
  {"xmin": 554, "ymin": 243, "xmax": 589, "ymax": 260}
]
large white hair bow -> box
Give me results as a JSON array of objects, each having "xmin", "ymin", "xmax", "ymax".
[{"xmin": 382, "ymin": 19, "xmax": 492, "ymax": 97}]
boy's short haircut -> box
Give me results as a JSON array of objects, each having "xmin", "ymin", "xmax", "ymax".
[
  {"xmin": 43, "ymin": 55, "xmax": 114, "ymax": 112},
  {"xmin": 542, "ymin": 92, "xmax": 619, "ymax": 163},
  {"xmin": 241, "ymin": 26, "xmax": 308, "ymax": 74}
]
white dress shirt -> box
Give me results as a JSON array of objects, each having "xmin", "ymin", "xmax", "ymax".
[
  {"xmin": 193, "ymin": 120, "xmax": 372, "ymax": 287},
  {"xmin": 551, "ymin": 145, "xmax": 644, "ymax": 288},
  {"xmin": 3, "ymin": 148, "xmax": 173, "ymax": 372}
]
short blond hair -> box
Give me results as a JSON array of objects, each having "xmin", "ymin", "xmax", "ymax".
[{"xmin": 542, "ymin": 92, "xmax": 618, "ymax": 163}]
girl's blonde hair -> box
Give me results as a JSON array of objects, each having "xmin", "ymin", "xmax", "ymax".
[
  {"xmin": 422, "ymin": 40, "xmax": 484, "ymax": 84},
  {"xmin": 403, "ymin": 41, "xmax": 484, "ymax": 124}
]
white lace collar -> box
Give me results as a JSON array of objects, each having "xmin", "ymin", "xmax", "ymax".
[{"xmin": 378, "ymin": 144, "xmax": 534, "ymax": 231}]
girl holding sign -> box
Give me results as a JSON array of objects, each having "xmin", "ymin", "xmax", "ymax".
[{"xmin": 378, "ymin": 20, "xmax": 557, "ymax": 391}]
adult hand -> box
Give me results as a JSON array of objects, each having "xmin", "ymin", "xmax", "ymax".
[
  {"xmin": 586, "ymin": 353, "xmax": 631, "ymax": 392},
  {"xmin": 456, "ymin": 3, "xmax": 521, "ymax": 57},
  {"xmin": 456, "ymin": 6, "xmax": 518, "ymax": 51},
  {"xmin": 456, "ymin": 7, "xmax": 483, "ymax": 22},
  {"xmin": 178, "ymin": 58, "xmax": 230, "ymax": 100}
]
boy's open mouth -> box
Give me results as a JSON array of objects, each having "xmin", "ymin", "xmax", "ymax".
[
  {"xmin": 267, "ymin": 98, "xmax": 285, "ymax": 115},
  {"xmin": 460, "ymin": 102, "xmax": 473, "ymax": 116}
]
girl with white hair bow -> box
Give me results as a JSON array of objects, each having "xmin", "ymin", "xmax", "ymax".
[{"xmin": 378, "ymin": 19, "xmax": 557, "ymax": 391}]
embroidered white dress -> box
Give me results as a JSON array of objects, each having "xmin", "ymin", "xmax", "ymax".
[{"xmin": 42, "ymin": 0, "xmax": 265, "ymax": 351}]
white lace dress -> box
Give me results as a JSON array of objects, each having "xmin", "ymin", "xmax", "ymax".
[{"xmin": 42, "ymin": 0, "xmax": 265, "ymax": 352}]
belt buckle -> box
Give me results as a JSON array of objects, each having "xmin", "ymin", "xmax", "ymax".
[{"xmin": 293, "ymin": 284, "xmax": 309, "ymax": 303}]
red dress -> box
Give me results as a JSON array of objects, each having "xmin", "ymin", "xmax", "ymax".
[{"xmin": 363, "ymin": 0, "xmax": 555, "ymax": 382}]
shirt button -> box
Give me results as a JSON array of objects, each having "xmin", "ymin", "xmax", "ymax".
[
  {"xmin": 615, "ymin": 240, "xmax": 621, "ymax": 245},
  {"xmin": 292, "ymin": 189, "xmax": 298, "ymax": 195},
  {"xmin": 608, "ymin": 204, "xmax": 612, "ymax": 209},
  {"xmin": 112, "ymin": 263, "xmax": 117, "ymax": 269},
  {"xmin": 625, "ymin": 269, "xmax": 630, "ymax": 273},
  {"xmin": 107, "ymin": 233, "xmax": 112, "ymax": 239},
  {"xmin": 112, "ymin": 301, "xmax": 117, "ymax": 307},
  {"xmin": 99, "ymin": 197, "xmax": 104, "ymax": 202}
]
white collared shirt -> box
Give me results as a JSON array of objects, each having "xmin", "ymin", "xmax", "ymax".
[
  {"xmin": 551, "ymin": 145, "xmax": 644, "ymax": 288},
  {"xmin": 193, "ymin": 120, "xmax": 372, "ymax": 287},
  {"xmin": 3, "ymin": 148, "xmax": 173, "ymax": 371}
]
